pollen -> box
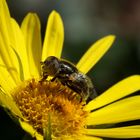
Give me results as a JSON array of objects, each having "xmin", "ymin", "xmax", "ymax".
[{"xmin": 13, "ymin": 79, "xmax": 89, "ymax": 138}]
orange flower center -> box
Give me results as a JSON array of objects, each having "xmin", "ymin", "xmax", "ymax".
[{"xmin": 13, "ymin": 79, "xmax": 89, "ymax": 138}]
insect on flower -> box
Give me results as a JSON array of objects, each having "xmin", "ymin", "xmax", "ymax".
[
  {"xmin": 1, "ymin": 0, "xmax": 140, "ymax": 139},
  {"xmin": 40, "ymin": 56, "xmax": 97, "ymax": 101}
]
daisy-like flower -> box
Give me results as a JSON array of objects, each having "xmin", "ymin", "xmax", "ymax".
[{"xmin": 0, "ymin": 0, "xmax": 140, "ymax": 140}]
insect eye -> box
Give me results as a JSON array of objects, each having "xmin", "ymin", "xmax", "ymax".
[{"xmin": 42, "ymin": 56, "xmax": 60, "ymax": 76}]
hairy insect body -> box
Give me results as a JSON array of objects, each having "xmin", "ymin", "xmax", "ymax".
[{"xmin": 41, "ymin": 56, "xmax": 97, "ymax": 101}]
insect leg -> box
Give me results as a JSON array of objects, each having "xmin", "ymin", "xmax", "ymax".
[
  {"xmin": 51, "ymin": 76, "xmax": 57, "ymax": 82},
  {"xmin": 40, "ymin": 73, "xmax": 48, "ymax": 82}
]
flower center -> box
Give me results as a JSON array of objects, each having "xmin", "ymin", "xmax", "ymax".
[{"xmin": 13, "ymin": 79, "xmax": 89, "ymax": 138}]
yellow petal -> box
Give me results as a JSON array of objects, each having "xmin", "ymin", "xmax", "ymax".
[
  {"xmin": 19, "ymin": 120, "xmax": 43, "ymax": 140},
  {"xmin": 0, "ymin": 67, "xmax": 16, "ymax": 93},
  {"xmin": 42, "ymin": 10, "xmax": 64, "ymax": 61},
  {"xmin": 120, "ymin": 125, "xmax": 140, "ymax": 129},
  {"xmin": 0, "ymin": 0, "xmax": 20, "ymax": 83},
  {"xmin": 78, "ymin": 135, "xmax": 103, "ymax": 140},
  {"xmin": 86, "ymin": 96, "xmax": 140, "ymax": 125},
  {"xmin": 0, "ymin": 88, "xmax": 23, "ymax": 118},
  {"xmin": 21, "ymin": 13, "xmax": 42, "ymax": 78},
  {"xmin": 76, "ymin": 35, "xmax": 115, "ymax": 74},
  {"xmin": 11, "ymin": 18, "xmax": 31, "ymax": 80},
  {"xmin": 85, "ymin": 126, "xmax": 140, "ymax": 138},
  {"xmin": 0, "ymin": 55, "xmax": 17, "ymax": 93},
  {"xmin": 85, "ymin": 75, "xmax": 140, "ymax": 111}
]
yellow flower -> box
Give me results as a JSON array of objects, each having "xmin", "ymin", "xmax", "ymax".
[{"xmin": 0, "ymin": 0, "xmax": 140, "ymax": 140}]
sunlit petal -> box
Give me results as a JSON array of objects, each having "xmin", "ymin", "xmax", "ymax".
[
  {"xmin": 21, "ymin": 13, "xmax": 42, "ymax": 78},
  {"xmin": 19, "ymin": 120, "xmax": 43, "ymax": 140},
  {"xmin": 78, "ymin": 135, "xmax": 103, "ymax": 140},
  {"xmin": 42, "ymin": 10, "xmax": 64, "ymax": 61},
  {"xmin": 0, "ymin": 55, "xmax": 17, "ymax": 93},
  {"xmin": 11, "ymin": 18, "xmax": 31, "ymax": 80},
  {"xmin": 0, "ymin": 0, "xmax": 20, "ymax": 83},
  {"xmin": 0, "ymin": 66, "xmax": 16, "ymax": 93},
  {"xmin": 77, "ymin": 35, "xmax": 115, "ymax": 74},
  {"xmin": 86, "ymin": 96, "xmax": 140, "ymax": 125},
  {"xmin": 85, "ymin": 126, "xmax": 140, "ymax": 138},
  {"xmin": 85, "ymin": 75, "xmax": 140, "ymax": 111},
  {"xmin": 0, "ymin": 88, "xmax": 23, "ymax": 118},
  {"xmin": 118, "ymin": 125, "xmax": 140, "ymax": 129}
]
